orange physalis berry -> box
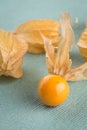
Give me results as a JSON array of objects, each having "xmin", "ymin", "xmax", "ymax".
[{"xmin": 38, "ymin": 75, "xmax": 70, "ymax": 107}]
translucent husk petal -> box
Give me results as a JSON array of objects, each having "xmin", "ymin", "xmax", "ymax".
[
  {"xmin": 64, "ymin": 62, "xmax": 87, "ymax": 81},
  {"xmin": 42, "ymin": 13, "xmax": 74, "ymax": 76}
]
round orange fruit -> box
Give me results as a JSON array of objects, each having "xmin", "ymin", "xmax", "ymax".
[{"xmin": 38, "ymin": 75, "xmax": 70, "ymax": 107}]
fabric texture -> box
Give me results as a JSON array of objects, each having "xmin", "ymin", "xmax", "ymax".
[{"xmin": 0, "ymin": 0, "xmax": 87, "ymax": 130}]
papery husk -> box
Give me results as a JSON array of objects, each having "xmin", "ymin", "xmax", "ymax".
[
  {"xmin": 78, "ymin": 28, "xmax": 87, "ymax": 61},
  {"xmin": 43, "ymin": 13, "xmax": 74, "ymax": 76},
  {"xmin": 64, "ymin": 62, "xmax": 87, "ymax": 81},
  {"xmin": 43, "ymin": 13, "xmax": 87, "ymax": 81},
  {"xmin": 14, "ymin": 20, "xmax": 60, "ymax": 54},
  {"xmin": 0, "ymin": 29, "xmax": 28, "ymax": 78}
]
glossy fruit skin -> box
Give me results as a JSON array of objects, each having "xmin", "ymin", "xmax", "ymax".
[{"xmin": 38, "ymin": 75, "xmax": 70, "ymax": 107}]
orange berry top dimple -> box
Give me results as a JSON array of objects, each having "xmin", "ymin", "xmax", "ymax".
[{"xmin": 38, "ymin": 75, "xmax": 70, "ymax": 107}]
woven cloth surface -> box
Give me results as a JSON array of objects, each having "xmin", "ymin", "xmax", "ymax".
[{"xmin": 0, "ymin": 0, "xmax": 87, "ymax": 130}]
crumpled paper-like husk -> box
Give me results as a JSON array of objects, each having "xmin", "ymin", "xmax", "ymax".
[
  {"xmin": 78, "ymin": 27, "xmax": 87, "ymax": 61},
  {"xmin": 0, "ymin": 29, "xmax": 28, "ymax": 78},
  {"xmin": 14, "ymin": 20, "xmax": 60, "ymax": 54}
]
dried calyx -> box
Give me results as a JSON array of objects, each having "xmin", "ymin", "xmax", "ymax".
[
  {"xmin": 0, "ymin": 29, "xmax": 28, "ymax": 78},
  {"xmin": 78, "ymin": 27, "xmax": 87, "ymax": 61},
  {"xmin": 14, "ymin": 20, "xmax": 60, "ymax": 54},
  {"xmin": 42, "ymin": 13, "xmax": 87, "ymax": 81}
]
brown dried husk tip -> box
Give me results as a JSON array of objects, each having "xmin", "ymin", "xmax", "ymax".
[
  {"xmin": 42, "ymin": 13, "xmax": 87, "ymax": 81},
  {"xmin": 0, "ymin": 29, "xmax": 28, "ymax": 78}
]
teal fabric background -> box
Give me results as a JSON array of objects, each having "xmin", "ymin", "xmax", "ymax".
[{"xmin": 0, "ymin": 0, "xmax": 87, "ymax": 130}]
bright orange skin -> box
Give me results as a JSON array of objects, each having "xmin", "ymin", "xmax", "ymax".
[{"xmin": 38, "ymin": 75, "xmax": 70, "ymax": 107}]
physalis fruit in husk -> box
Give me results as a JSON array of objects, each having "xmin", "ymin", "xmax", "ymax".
[
  {"xmin": 14, "ymin": 20, "xmax": 60, "ymax": 54},
  {"xmin": 78, "ymin": 27, "xmax": 87, "ymax": 61},
  {"xmin": 0, "ymin": 29, "xmax": 28, "ymax": 78}
]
